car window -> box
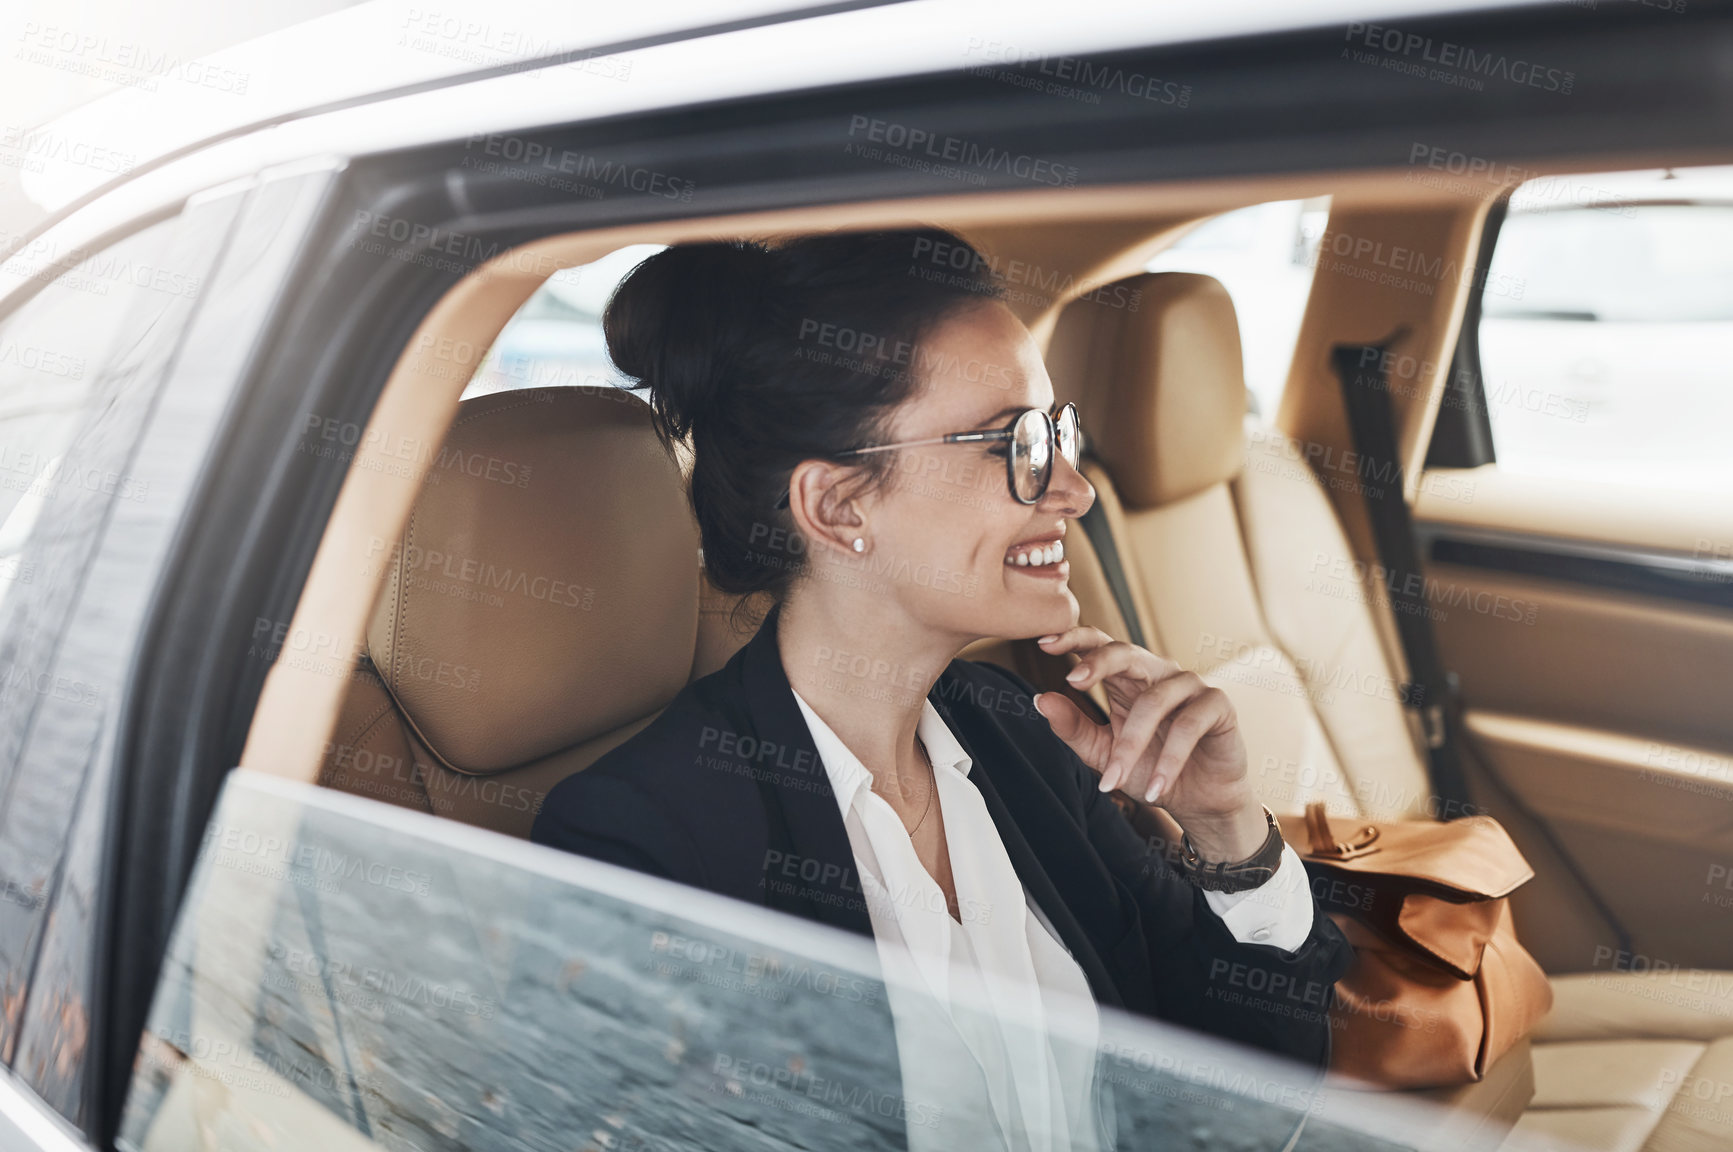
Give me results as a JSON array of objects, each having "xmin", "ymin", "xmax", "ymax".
[
  {"xmin": 0, "ymin": 211, "xmax": 231, "ymax": 1079},
  {"xmin": 0, "ymin": 170, "xmax": 338, "ymax": 1130},
  {"xmin": 474, "ymin": 215, "xmax": 1331, "ymax": 424},
  {"xmin": 1145, "ymin": 198, "xmax": 1330, "ymax": 420},
  {"xmin": 1478, "ymin": 165, "xmax": 1733, "ymax": 491},
  {"xmin": 461, "ymin": 244, "xmax": 665, "ymax": 402},
  {"xmin": 116, "ymin": 770, "xmax": 1462, "ymax": 1152}
]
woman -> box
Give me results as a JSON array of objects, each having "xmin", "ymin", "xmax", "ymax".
[{"xmin": 533, "ymin": 229, "xmax": 1350, "ymax": 1150}]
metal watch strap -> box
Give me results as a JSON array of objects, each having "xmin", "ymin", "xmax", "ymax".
[{"xmin": 1178, "ymin": 805, "xmax": 1285, "ymax": 894}]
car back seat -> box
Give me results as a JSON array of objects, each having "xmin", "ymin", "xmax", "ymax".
[
  {"xmin": 315, "ymin": 387, "xmax": 756, "ymax": 838},
  {"xmin": 1041, "ymin": 271, "xmax": 1733, "ymax": 1152}
]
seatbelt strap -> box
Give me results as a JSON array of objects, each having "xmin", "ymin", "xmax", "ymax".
[
  {"xmin": 1330, "ymin": 336, "xmax": 1473, "ymax": 812},
  {"xmin": 1076, "ymin": 455, "xmax": 1150, "ymax": 652},
  {"xmin": 1330, "ymin": 335, "xmax": 1635, "ymax": 951}
]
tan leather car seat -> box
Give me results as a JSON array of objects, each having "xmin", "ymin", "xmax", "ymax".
[
  {"xmin": 316, "ymin": 387, "xmax": 719, "ymax": 838},
  {"xmin": 1046, "ymin": 272, "xmax": 1432, "ymax": 821},
  {"xmin": 1044, "ymin": 272, "xmax": 1733, "ymax": 1152}
]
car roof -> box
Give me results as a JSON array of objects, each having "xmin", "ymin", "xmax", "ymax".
[
  {"xmin": 19, "ymin": 0, "xmax": 1548, "ymax": 217},
  {"xmin": 18, "ymin": 0, "xmax": 845, "ymax": 211}
]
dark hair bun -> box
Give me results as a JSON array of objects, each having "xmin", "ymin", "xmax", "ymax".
[
  {"xmin": 601, "ymin": 228, "xmax": 1003, "ymax": 601},
  {"xmin": 604, "ymin": 241, "xmax": 777, "ymax": 444}
]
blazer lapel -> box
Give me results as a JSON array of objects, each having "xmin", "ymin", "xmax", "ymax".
[
  {"xmin": 928, "ymin": 677, "xmax": 1129, "ymax": 1012},
  {"xmin": 734, "ymin": 603, "xmax": 875, "ymax": 939}
]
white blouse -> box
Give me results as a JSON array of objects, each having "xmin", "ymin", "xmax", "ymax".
[{"xmin": 788, "ymin": 687, "xmax": 1314, "ymax": 1151}]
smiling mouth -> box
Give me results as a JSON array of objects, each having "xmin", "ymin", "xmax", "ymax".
[{"xmin": 1004, "ymin": 538, "xmax": 1065, "ymax": 569}]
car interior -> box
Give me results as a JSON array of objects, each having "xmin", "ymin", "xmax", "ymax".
[{"xmin": 236, "ymin": 163, "xmax": 1733, "ymax": 1152}]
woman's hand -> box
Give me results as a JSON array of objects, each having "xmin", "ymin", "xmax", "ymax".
[{"xmin": 1030, "ymin": 626, "xmax": 1264, "ymax": 860}]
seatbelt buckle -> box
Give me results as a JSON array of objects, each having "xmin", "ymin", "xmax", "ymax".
[
  {"xmin": 1399, "ymin": 681, "xmax": 1447, "ymax": 750},
  {"xmin": 1423, "ymin": 672, "xmax": 1461, "ymax": 750},
  {"xmin": 1399, "ymin": 679, "xmax": 1451, "ymax": 750},
  {"xmin": 1420, "ymin": 703, "xmax": 1447, "ymax": 750}
]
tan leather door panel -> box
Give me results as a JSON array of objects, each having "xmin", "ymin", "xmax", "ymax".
[{"xmin": 1415, "ymin": 467, "xmax": 1733, "ymax": 972}]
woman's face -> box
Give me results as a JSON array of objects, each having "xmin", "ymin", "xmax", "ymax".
[{"xmin": 834, "ymin": 299, "xmax": 1096, "ymax": 642}]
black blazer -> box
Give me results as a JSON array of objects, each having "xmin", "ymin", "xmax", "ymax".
[{"xmin": 533, "ymin": 603, "xmax": 1351, "ymax": 1067}]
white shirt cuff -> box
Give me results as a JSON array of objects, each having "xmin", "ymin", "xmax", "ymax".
[{"xmin": 1200, "ymin": 843, "xmax": 1315, "ymax": 954}]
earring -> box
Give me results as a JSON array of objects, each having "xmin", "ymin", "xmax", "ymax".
[{"xmin": 852, "ymin": 538, "xmax": 866, "ymax": 553}]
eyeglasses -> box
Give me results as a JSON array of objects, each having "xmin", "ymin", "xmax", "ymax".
[{"xmin": 776, "ymin": 403, "xmax": 1080, "ymax": 508}]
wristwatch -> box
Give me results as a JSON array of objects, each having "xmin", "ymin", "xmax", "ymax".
[{"xmin": 1177, "ymin": 805, "xmax": 1286, "ymax": 894}]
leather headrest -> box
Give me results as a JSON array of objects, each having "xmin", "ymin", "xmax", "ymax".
[
  {"xmin": 1048, "ymin": 272, "xmax": 1246, "ymax": 509},
  {"xmin": 366, "ymin": 388, "xmax": 699, "ymax": 773}
]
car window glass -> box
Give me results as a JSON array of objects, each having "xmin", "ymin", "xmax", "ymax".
[
  {"xmin": 0, "ymin": 227, "xmax": 176, "ymax": 622},
  {"xmin": 6, "ymin": 173, "xmax": 337, "ymax": 1128},
  {"xmin": 0, "ymin": 214, "xmax": 227, "ymax": 1072},
  {"xmin": 119, "ymin": 770, "xmax": 1467, "ymax": 1152},
  {"xmin": 461, "ymin": 244, "xmax": 665, "ymax": 402},
  {"xmin": 1478, "ymin": 165, "xmax": 1733, "ymax": 490},
  {"xmin": 1146, "ymin": 197, "xmax": 1330, "ymax": 420},
  {"xmin": 472, "ymin": 213, "xmax": 1332, "ymax": 424}
]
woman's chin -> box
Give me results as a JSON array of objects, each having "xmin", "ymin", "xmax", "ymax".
[{"xmin": 999, "ymin": 577, "xmax": 1078, "ymax": 635}]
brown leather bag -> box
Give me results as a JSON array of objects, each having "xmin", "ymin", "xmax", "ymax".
[{"xmin": 1276, "ymin": 802, "xmax": 1554, "ymax": 1089}]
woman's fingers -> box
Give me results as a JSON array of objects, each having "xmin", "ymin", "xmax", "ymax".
[
  {"xmin": 1031, "ymin": 691, "xmax": 1113, "ymax": 774},
  {"xmin": 1101, "ymin": 672, "xmax": 1207, "ymax": 794},
  {"xmin": 1039, "ymin": 629, "xmax": 1186, "ymax": 703},
  {"xmin": 1144, "ymin": 690, "xmax": 1234, "ymax": 802},
  {"xmin": 1061, "ymin": 642, "xmax": 1175, "ymax": 697},
  {"xmin": 1035, "ymin": 631, "xmax": 1242, "ymax": 802},
  {"xmin": 1036, "ymin": 625, "xmax": 1114, "ymax": 657}
]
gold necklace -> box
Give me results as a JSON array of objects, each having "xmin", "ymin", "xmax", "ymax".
[{"xmin": 881, "ymin": 738, "xmax": 936, "ymax": 838}]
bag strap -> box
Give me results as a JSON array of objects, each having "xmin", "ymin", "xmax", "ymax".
[
  {"xmin": 1302, "ymin": 801, "xmax": 1381, "ymax": 860},
  {"xmin": 1304, "ymin": 802, "xmax": 1333, "ymax": 854},
  {"xmin": 1329, "ymin": 335, "xmax": 1473, "ymax": 813}
]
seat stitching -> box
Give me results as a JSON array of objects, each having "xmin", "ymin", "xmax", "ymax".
[
  {"xmin": 320, "ymin": 693, "xmax": 398, "ymax": 786},
  {"xmin": 449, "ymin": 388, "xmax": 639, "ymax": 430},
  {"xmin": 451, "ymin": 396, "xmax": 561, "ymax": 426},
  {"xmin": 394, "ymin": 510, "xmax": 415, "ymax": 690},
  {"xmin": 337, "ymin": 691, "xmax": 438, "ymax": 814}
]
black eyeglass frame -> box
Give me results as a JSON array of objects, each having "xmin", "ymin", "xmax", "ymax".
[{"xmin": 774, "ymin": 402, "xmax": 1080, "ymax": 509}]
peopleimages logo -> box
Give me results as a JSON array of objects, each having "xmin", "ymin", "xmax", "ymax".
[
  {"xmin": 961, "ymin": 37, "xmax": 1191, "ymax": 107},
  {"xmin": 461, "ymin": 134, "xmax": 694, "ymax": 200},
  {"xmin": 0, "ymin": 339, "xmax": 82, "ymax": 379},
  {"xmin": 711, "ymin": 1053, "xmax": 943, "ymax": 1129},
  {"xmin": 1342, "ymin": 22, "xmax": 1575, "ymax": 94},
  {"xmin": 845, "ymin": 116, "xmax": 1079, "ymax": 187},
  {"xmin": 908, "ymin": 235, "xmax": 1143, "ymax": 313},
  {"xmin": 365, "ymin": 536, "xmax": 596, "ymax": 610},
  {"xmin": 1309, "ymin": 231, "xmax": 1526, "ymax": 301},
  {"xmin": 649, "ymin": 931, "xmax": 881, "ymax": 1003},
  {"xmin": 275, "ymin": 945, "xmax": 498, "ymax": 1020},
  {"xmin": 0, "ymin": 124, "xmax": 136, "ymax": 175},
  {"xmin": 14, "ymin": 23, "xmax": 251, "ymax": 95}
]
